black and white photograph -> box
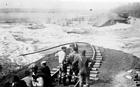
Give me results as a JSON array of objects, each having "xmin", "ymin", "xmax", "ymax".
[{"xmin": 0, "ymin": 0, "xmax": 140, "ymax": 87}]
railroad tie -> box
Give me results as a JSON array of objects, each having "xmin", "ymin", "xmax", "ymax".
[
  {"xmin": 91, "ymin": 77, "xmax": 99, "ymax": 81},
  {"xmin": 86, "ymin": 55, "xmax": 93, "ymax": 57},
  {"xmin": 96, "ymin": 59, "xmax": 102, "ymax": 63},
  {"xmin": 96, "ymin": 55, "xmax": 102, "ymax": 58},
  {"xmin": 95, "ymin": 46, "xmax": 99, "ymax": 50},
  {"xmin": 96, "ymin": 52, "xmax": 102, "ymax": 56},
  {"xmin": 91, "ymin": 68, "xmax": 98, "ymax": 71},
  {"xmin": 93, "ymin": 63, "xmax": 101, "ymax": 68},
  {"xmin": 90, "ymin": 46, "xmax": 103, "ymax": 81},
  {"xmin": 90, "ymin": 70, "xmax": 99, "ymax": 81},
  {"xmin": 94, "ymin": 62, "xmax": 101, "ymax": 65},
  {"xmin": 90, "ymin": 70, "xmax": 99, "ymax": 74},
  {"xmin": 90, "ymin": 77, "xmax": 99, "ymax": 81},
  {"xmin": 96, "ymin": 50, "xmax": 100, "ymax": 53},
  {"xmin": 90, "ymin": 70, "xmax": 99, "ymax": 80},
  {"xmin": 95, "ymin": 56, "xmax": 103, "ymax": 60},
  {"xmin": 51, "ymin": 67, "xmax": 60, "ymax": 76},
  {"xmin": 67, "ymin": 66, "xmax": 70, "ymax": 75},
  {"xmin": 90, "ymin": 74, "xmax": 98, "ymax": 78}
]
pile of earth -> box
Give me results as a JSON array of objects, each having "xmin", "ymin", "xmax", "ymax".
[{"xmin": 89, "ymin": 12, "xmax": 127, "ymax": 27}]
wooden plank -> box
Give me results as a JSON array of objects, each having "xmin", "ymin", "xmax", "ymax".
[
  {"xmin": 90, "ymin": 77, "xmax": 99, "ymax": 81},
  {"xmin": 93, "ymin": 64, "xmax": 101, "ymax": 68},
  {"xmin": 94, "ymin": 62, "xmax": 101, "ymax": 65},
  {"xmin": 96, "ymin": 53, "xmax": 102, "ymax": 56},
  {"xmin": 95, "ymin": 60, "xmax": 102, "ymax": 63},
  {"xmin": 90, "ymin": 74, "xmax": 98, "ymax": 77},
  {"xmin": 91, "ymin": 68, "xmax": 98, "ymax": 71},
  {"xmin": 96, "ymin": 51, "xmax": 101, "ymax": 53},
  {"xmin": 90, "ymin": 71, "xmax": 99, "ymax": 74},
  {"xmin": 95, "ymin": 57, "xmax": 103, "ymax": 60},
  {"xmin": 96, "ymin": 55, "xmax": 102, "ymax": 58},
  {"xmin": 96, "ymin": 50, "xmax": 100, "ymax": 52},
  {"xmin": 95, "ymin": 59, "xmax": 103, "ymax": 61}
]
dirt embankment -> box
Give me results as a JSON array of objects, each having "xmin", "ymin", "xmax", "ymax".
[
  {"xmin": 89, "ymin": 12, "xmax": 127, "ymax": 27},
  {"xmin": 1, "ymin": 45, "xmax": 140, "ymax": 87},
  {"xmin": 92, "ymin": 46, "xmax": 140, "ymax": 87}
]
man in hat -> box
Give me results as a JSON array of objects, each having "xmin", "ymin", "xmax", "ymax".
[
  {"xmin": 72, "ymin": 50, "xmax": 92, "ymax": 87},
  {"xmin": 40, "ymin": 61, "xmax": 52, "ymax": 87},
  {"xmin": 55, "ymin": 46, "xmax": 67, "ymax": 85},
  {"xmin": 67, "ymin": 43, "xmax": 80, "ymax": 84}
]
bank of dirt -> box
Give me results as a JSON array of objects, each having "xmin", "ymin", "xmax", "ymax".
[{"xmin": 92, "ymin": 46, "xmax": 140, "ymax": 87}]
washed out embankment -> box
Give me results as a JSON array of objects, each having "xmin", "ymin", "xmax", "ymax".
[
  {"xmin": 1, "ymin": 44, "xmax": 140, "ymax": 87},
  {"xmin": 89, "ymin": 12, "xmax": 127, "ymax": 27},
  {"xmin": 0, "ymin": 49, "xmax": 59, "ymax": 87}
]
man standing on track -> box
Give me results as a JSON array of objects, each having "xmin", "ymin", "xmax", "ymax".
[
  {"xmin": 72, "ymin": 50, "xmax": 92, "ymax": 87},
  {"xmin": 55, "ymin": 46, "xmax": 67, "ymax": 85},
  {"xmin": 40, "ymin": 61, "xmax": 52, "ymax": 87},
  {"xmin": 67, "ymin": 43, "xmax": 79, "ymax": 84}
]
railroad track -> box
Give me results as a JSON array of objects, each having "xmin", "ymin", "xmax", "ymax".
[
  {"xmin": 49, "ymin": 42, "xmax": 105, "ymax": 87},
  {"xmin": 17, "ymin": 42, "xmax": 140, "ymax": 87},
  {"xmin": 51, "ymin": 42, "xmax": 95, "ymax": 87},
  {"xmin": 0, "ymin": 42, "xmax": 100, "ymax": 87},
  {"xmin": 74, "ymin": 45, "xmax": 104, "ymax": 87}
]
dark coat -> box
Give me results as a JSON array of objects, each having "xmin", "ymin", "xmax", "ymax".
[
  {"xmin": 12, "ymin": 80, "xmax": 27, "ymax": 87},
  {"xmin": 39, "ymin": 66, "xmax": 52, "ymax": 87},
  {"xmin": 72, "ymin": 55, "xmax": 92, "ymax": 75}
]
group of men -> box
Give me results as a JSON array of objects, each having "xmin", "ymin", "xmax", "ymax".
[
  {"xmin": 4, "ymin": 43, "xmax": 93, "ymax": 87},
  {"xmin": 55, "ymin": 43, "xmax": 94, "ymax": 87},
  {"xmin": 4, "ymin": 61, "xmax": 52, "ymax": 87}
]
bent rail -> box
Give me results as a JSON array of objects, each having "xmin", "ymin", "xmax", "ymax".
[
  {"xmin": 51, "ymin": 42, "xmax": 95, "ymax": 75},
  {"xmin": 0, "ymin": 42, "xmax": 95, "ymax": 87},
  {"xmin": 50, "ymin": 42, "xmax": 96, "ymax": 87},
  {"xmin": 19, "ymin": 42, "xmax": 93, "ymax": 56}
]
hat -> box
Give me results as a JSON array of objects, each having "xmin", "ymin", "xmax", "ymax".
[
  {"xmin": 41, "ymin": 61, "xmax": 47, "ymax": 66},
  {"xmin": 28, "ymin": 63, "xmax": 37, "ymax": 69}
]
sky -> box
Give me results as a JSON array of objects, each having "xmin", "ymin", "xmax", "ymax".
[{"xmin": 0, "ymin": 0, "xmax": 140, "ymax": 10}]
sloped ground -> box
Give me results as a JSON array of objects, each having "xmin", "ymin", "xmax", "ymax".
[
  {"xmin": 92, "ymin": 46, "xmax": 140, "ymax": 87},
  {"xmin": 0, "ymin": 45, "xmax": 140, "ymax": 87},
  {"xmin": 0, "ymin": 11, "xmax": 140, "ymax": 87},
  {"xmin": 89, "ymin": 12, "xmax": 126, "ymax": 27},
  {"xmin": 0, "ymin": 22, "xmax": 135, "ymax": 81},
  {"xmin": 0, "ymin": 50, "xmax": 59, "ymax": 87}
]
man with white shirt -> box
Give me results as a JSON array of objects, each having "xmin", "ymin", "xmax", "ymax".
[
  {"xmin": 55, "ymin": 46, "xmax": 67, "ymax": 85},
  {"xmin": 55, "ymin": 47, "xmax": 66, "ymax": 65}
]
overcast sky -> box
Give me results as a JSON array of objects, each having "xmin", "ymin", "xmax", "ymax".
[{"xmin": 0, "ymin": 0, "xmax": 140, "ymax": 10}]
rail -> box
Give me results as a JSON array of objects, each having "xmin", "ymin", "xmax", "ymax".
[
  {"xmin": 0, "ymin": 42, "xmax": 95, "ymax": 87},
  {"xmin": 19, "ymin": 42, "xmax": 93, "ymax": 56},
  {"xmin": 4, "ymin": 42, "xmax": 95, "ymax": 87}
]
